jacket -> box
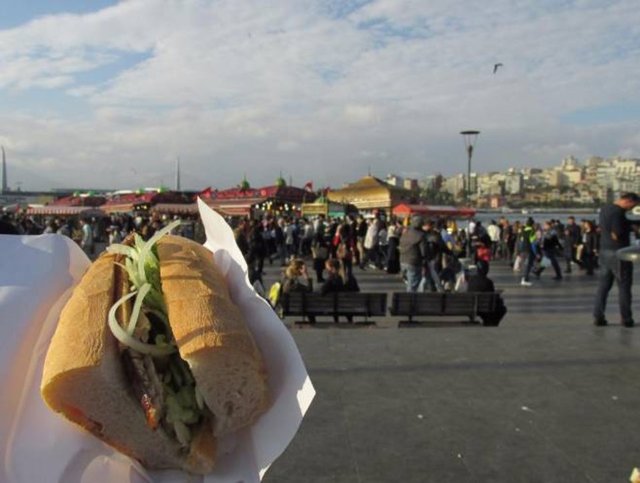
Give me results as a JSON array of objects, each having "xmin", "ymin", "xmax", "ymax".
[{"xmin": 399, "ymin": 227, "xmax": 427, "ymax": 267}]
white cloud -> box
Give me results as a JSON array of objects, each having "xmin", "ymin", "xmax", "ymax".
[
  {"xmin": 1, "ymin": 0, "xmax": 640, "ymax": 190},
  {"xmin": 343, "ymin": 104, "xmax": 381, "ymax": 124}
]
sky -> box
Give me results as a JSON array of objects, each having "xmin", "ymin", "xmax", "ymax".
[{"xmin": 1, "ymin": 0, "xmax": 640, "ymax": 191}]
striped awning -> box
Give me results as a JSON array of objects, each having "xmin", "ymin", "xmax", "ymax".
[
  {"xmin": 203, "ymin": 201, "xmax": 252, "ymax": 217},
  {"xmin": 26, "ymin": 206, "xmax": 107, "ymax": 217},
  {"xmin": 150, "ymin": 203, "xmax": 198, "ymax": 215},
  {"xmin": 102, "ymin": 203, "xmax": 135, "ymax": 214}
]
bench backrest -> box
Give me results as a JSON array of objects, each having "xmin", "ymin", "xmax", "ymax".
[
  {"xmin": 281, "ymin": 292, "xmax": 387, "ymax": 317},
  {"xmin": 391, "ymin": 292, "xmax": 501, "ymax": 316},
  {"xmin": 337, "ymin": 292, "xmax": 387, "ymax": 316}
]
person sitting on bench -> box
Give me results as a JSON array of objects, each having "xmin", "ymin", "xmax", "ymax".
[
  {"xmin": 282, "ymin": 258, "xmax": 316, "ymax": 323},
  {"xmin": 466, "ymin": 260, "xmax": 507, "ymax": 326},
  {"xmin": 321, "ymin": 258, "xmax": 360, "ymax": 323}
]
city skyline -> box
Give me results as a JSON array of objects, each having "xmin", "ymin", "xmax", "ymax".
[{"xmin": 1, "ymin": 0, "xmax": 640, "ymax": 191}]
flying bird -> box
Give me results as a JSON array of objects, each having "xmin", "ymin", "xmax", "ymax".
[{"xmin": 493, "ymin": 63, "xmax": 503, "ymax": 74}]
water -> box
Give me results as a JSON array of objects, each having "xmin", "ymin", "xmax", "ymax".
[{"xmin": 474, "ymin": 210, "xmax": 599, "ymax": 225}]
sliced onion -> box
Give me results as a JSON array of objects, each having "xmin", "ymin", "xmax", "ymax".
[
  {"xmin": 108, "ymin": 292, "xmax": 176, "ymax": 356},
  {"xmin": 128, "ymin": 283, "xmax": 151, "ymax": 335},
  {"xmin": 106, "ymin": 244, "xmax": 138, "ymax": 260},
  {"xmin": 137, "ymin": 219, "xmax": 182, "ymax": 285}
]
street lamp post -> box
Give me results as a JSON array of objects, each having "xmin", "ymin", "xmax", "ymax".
[{"xmin": 460, "ymin": 130, "xmax": 480, "ymax": 205}]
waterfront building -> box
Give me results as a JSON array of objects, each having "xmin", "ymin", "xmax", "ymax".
[{"xmin": 327, "ymin": 175, "xmax": 412, "ymax": 212}]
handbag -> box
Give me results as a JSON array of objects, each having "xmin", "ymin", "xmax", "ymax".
[
  {"xmin": 313, "ymin": 245, "xmax": 328, "ymax": 259},
  {"xmin": 336, "ymin": 242, "xmax": 347, "ymax": 259}
]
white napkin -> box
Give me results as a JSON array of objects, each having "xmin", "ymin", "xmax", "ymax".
[{"xmin": 0, "ymin": 199, "xmax": 315, "ymax": 482}]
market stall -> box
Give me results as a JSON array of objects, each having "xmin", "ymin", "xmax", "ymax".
[
  {"xmin": 26, "ymin": 193, "xmax": 107, "ymax": 218},
  {"xmin": 199, "ymin": 179, "xmax": 309, "ymax": 218},
  {"xmin": 327, "ymin": 175, "xmax": 412, "ymax": 212}
]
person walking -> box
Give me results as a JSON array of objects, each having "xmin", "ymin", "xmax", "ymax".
[
  {"xmin": 247, "ymin": 219, "xmax": 267, "ymax": 286},
  {"xmin": 311, "ymin": 232, "xmax": 329, "ymax": 283},
  {"xmin": 564, "ymin": 216, "xmax": 582, "ymax": 273},
  {"xmin": 519, "ymin": 217, "xmax": 538, "ymax": 287},
  {"xmin": 422, "ymin": 219, "xmax": 452, "ymax": 292},
  {"xmin": 487, "ymin": 220, "xmax": 501, "ymax": 259},
  {"xmin": 386, "ymin": 219, "xmax": 402, "ymax": 274},
  {"xmin": 592, "ymin": 192, "xmax": 640, "ymax": 327},
  {"xmin": 80, "ymin": 219, "xmax": 94, "ymax": 258},
  {"xmin": 581, "ymin": 219, "xmax": 598, "ymax": 276},
  {"xmin": 363, "ymin": 216, "xmax": 380, "ymax": 269},
  {"xmin": 399, "ymin": 215, "xmax": 428, "ymax": 292},
  {"xmin": 539, "ymin": 220, "xmax": 563, "ymax": 280}
]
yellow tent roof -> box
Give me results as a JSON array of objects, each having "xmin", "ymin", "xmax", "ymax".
[{"xmin": 327, "ymin": 176, "xmax": 410, "ymax": 209}]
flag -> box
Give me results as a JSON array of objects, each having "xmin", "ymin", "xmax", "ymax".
[
  {"xmin": 303, "ymin": 181, "xmax": 313, "ymax": 192},
  {"xmin": 198, "ymin": 186, "xmax": 213, "ymax": 198}
]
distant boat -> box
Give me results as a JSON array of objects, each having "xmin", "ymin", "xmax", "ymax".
[{"xmin": 521, "ymin": 209, "xmax": 529, "ymax": 214}]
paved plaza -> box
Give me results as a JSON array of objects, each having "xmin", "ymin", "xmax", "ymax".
[{"xmin": 261, "ymin": 260, "xmax": 640, "ymax": 483}]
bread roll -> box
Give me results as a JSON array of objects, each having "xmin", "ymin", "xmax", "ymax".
[
  {"xmin": 157, "ymin": 236, "xmax": 270, "ymax": 437},
  {"xmin": 41, "ymin": 252, "xmax": 213, "ymax": 471},
  {"xmin": 42, "ymin": 234, "xmax": 270, "ymax": 473}
]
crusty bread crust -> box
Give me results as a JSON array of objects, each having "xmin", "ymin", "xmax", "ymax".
[
  {"xmin": 157, "ymin": 236, "xmax": 270, "ymax": 436},
  {"xmin": 42, "ymin": 252, "xmax": 116, "ymax": 381},
  {"xmin": 41, "ymin": 251, "xmax": 216, "ymax": 472}
]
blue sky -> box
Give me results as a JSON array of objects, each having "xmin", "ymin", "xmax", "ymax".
[
  {"xmin": 0, "ymin": 0, "xmax": 117, "ymax": 28},
  {"xmin": 1, "ymin": 0, "xmax": 639, "ymax": 190}
]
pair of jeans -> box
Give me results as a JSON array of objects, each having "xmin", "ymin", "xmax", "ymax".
[
  {"xmin": 419, "ymin": 259, "xmax": 440, "ymax": 292},
  {"xmin": 522, "ymin": 251, "xmax": 537, "ymax": 281},
  {"xmin": 542, "ymin": 249, "xmax": 562, "ymax": 278},
  {"xmin": 593, "ymin": 249, "xmax": 633, "ymax": 323},
  {"xmin": 401, "ymin": 263, "xmax": 422, "ymax": 292}
]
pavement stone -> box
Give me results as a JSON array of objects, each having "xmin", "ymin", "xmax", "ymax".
[{"xmin": 261, "ymin": 260, "xmax": 640, "ymax": 483}]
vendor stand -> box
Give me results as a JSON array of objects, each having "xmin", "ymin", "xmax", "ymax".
[
  {"xmin": 26, "ymin": 193, "xmax": 107, "ymax": 218},
  {"xmin": 199, "ymin": 178, "xmax": 308, "ymax": 219},
  {"xmin": 327, "ymin": 175, "xmax": 412, "ymax": 213}
]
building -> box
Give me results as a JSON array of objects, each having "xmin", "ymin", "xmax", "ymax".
[
  {"xmin": 403, "ymin": 178, "xmax": 419, "ymax": 191},
  {"xmin": 385, "ymin": 174, "xmax": 403, "ymax": 188},
  {"xmin": 328, "ymin": 175, "xmax": 412, "ymax": 212},
  {"xmin": 504, "ymin": 170, "xmax": 523, "ymax": 195},
  {"xmin": 443, "ymin": 174, "xmax": 465, "ymax": 200},
  {"xmin": 561, "ymin": 155, "xmax": 580, "ymax": 169}
]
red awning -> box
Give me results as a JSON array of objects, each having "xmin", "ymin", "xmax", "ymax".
[{"xmin": 392, "ymin": 203, "xmax": 476, "ymax": 218}]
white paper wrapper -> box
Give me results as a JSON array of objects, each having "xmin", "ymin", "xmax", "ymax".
[{"xmin": 0, "ymin": 199, "xmax": 315, "ymax": 483}]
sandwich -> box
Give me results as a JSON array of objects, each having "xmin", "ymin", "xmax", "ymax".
[{"xmin": 40, "ymin": 221, "xmax": 270, "ymax": 474}]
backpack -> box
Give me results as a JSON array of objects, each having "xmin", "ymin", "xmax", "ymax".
[
  {"xmin": 268, "ymin": 281, "xmax": 282, "ymax": 308},
  {"xmin": 517, "ymin": 230, "xmax": 531, "ymax": 253}
]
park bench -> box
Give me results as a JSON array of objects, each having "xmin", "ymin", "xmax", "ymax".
[
  {"xmin": 389, "ymin": 291, "xmax": 504, "ymax": 326},
  {"xmin": 280, "ymin": 292, "xmax": 387, "ymax": 325}
]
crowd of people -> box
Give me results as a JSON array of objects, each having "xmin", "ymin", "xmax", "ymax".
[
  {"xmin": 0, "ymin": 212, "xmax": 205, "ymax": 256},
  {"xmin": 2, "ymin": 191, "xmax": 638, "ymax": 326}
]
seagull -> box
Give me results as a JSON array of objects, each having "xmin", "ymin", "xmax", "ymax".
[{"xmin": 493, "ymin": 63, "xmax": 503, "ymax": 74}]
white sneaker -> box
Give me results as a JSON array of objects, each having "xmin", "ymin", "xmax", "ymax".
[{"xmin": 520, "ymin": 279, "xmax": 532, "ymax": 287}]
